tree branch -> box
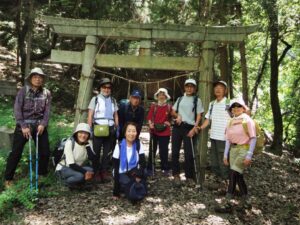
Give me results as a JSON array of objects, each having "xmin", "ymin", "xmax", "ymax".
[{"xmin": 278, "ymin": 39, "xmax": 292, "ymax": 65}]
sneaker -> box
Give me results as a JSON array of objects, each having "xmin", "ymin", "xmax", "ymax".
[
  {"xmin": 214, "ymin": 202, "xmax": 233, "ymax": 214},
  {"xmin": 101, "ymin": 171, "xmax": 111, "ymax": 182},
  {"xmin": 4, "ymin": 180, "xmax": 13, "ymax": 189},
  {"xmin": 146, "ymin": 168, "xmax": 154, "ymax": 177}
]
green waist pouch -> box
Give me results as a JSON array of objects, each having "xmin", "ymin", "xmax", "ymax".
[
  {"xmin": 94, "ymin": 124, "xmax": 109, "ymax": 137},
  {"xmin": 154, "ymin": 123, "xmax": 167, "ymax": 132}
]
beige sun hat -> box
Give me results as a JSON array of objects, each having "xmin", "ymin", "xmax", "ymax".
[
  {"xmin": 73, "ymin": 123, "xmax": 91, "ymax": 136},
  {"xmin": 25, "ymin": 67, "xmax": 47, "ymax": 81},
  {"xmin": 154, "ymin": 88, "xmax": 171, "ymax": 100}
]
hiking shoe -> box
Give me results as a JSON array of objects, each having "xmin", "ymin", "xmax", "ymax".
[
  {"xmin": 214, "ymin": 203, "xmax": 233, "ymax": 214},
  {"xmin": 4, "ymin": 180, "xmax": 13, "ymax": 189},
  {"xmin": 101, "ymin": 171, "xmax": 111, "ymax": 183},
  {"xmin": 240, "ymin": 196, "xmax": 252, "ymax": 209},
  {"xmin": 146, "ymin": 168, "xmax": 155, "ymax": 177}
]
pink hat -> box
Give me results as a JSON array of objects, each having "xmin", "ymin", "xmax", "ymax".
[{"xmin": 229, "ymin": 97, "xmax": 249, "ymax": 111}]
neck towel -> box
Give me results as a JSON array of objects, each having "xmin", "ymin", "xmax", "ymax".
[{"xmin": 120, "ymin": 139, "xmax": 138, "ymax": 172}]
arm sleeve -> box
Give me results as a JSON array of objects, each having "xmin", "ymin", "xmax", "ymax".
[
  {"xmin": 146, "ymin": 104, "xmax": 154, "ymax": 121},
  {"xmin": 14, "ymin": 88, "xmax": 27, "ymax": 128},
  {"xmin": 69, "ymin": 163, "xmax": 87, "ymax": 174},
  {"xmin": 246, "ymin": 137, "xmax": 257, "ymax": 160},
  {"xmin": 86, "ymin": 142, "xmax": 98, "ymax": 171},
  {"xmin": 224, "ymin": 139, "xmax": 231, "ymax": 159},
  {"xmin": 40, "ymin": 90, "xmax": 52, "ymax": 127},
  {"xmin": 247, "ymin": 119, "xmax": 256, "ymax": 138},
  {"xmin": 113, "ymin": 158, "xmax": 121, "ymax": 196},
  {"xmin": 64, "ymin": 140, "xmax": 75, "ymax": 165},
  {"xmin": 139, "ymin": 107, "xmax": 144, "ymax": 129}
]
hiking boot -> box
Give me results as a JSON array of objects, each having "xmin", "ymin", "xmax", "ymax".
[
  {"xmin": 101, "ymin": 171, "xmax": 111, "ymax": 183},
  {"xmin": 4, "ymin": 180, "xmax": 13, "ymax": 189},
  {"xmin": 214, "ymin": 202, "xmax": 233, "ymax": 214},
  {"xmin": 146, "ymin": 168, "xmax": 155, "ymax": 177},
  {"xmin": 240, "ymin": 196, "xmax": 252, "ymax": 209}
]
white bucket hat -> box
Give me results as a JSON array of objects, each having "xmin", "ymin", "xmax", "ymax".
[
  {"xmin": 73, "ymin": 123, "xmax": 91, "ymax": 136},
  {"xmin": 25, "ymin": 67, "xmax": 47, "ymax": 81},
  {"xmin": 154, "ymin": 88, "xmax": 171, "ymax": 100},
  {"xmin": 184, "ymin": 78, "xmax": 197, "ymax": 86}
]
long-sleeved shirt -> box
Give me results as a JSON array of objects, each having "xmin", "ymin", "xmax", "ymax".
[
  {"xmin": 118, "ymin": 103, "xmax": 144, "ymax": 139},
  {"xmin": 14, "ymin": 85, "xmax": 51, "ymax": 128}
]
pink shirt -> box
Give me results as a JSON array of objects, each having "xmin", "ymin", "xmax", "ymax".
[{"xmin": 225, "ymin": 114, "xmax": 256, "ymax": 145}]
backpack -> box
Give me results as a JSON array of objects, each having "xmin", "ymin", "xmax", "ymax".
[
  {"xmin": 229, "ymin": 118, "xmax": 265, "ymax": 155},
  {"xmin": 242, "ymin": 120, "xmax": 265, "ymax": 155},
  {"xmin": 176, "ymin": 95, "xmax": 198, "ymax": 121},
  {"xmin": 209, "ymin": 98, "xmax": 231, "ymax": 120},
  {"xmin": 52, "ymin": 137, "xmax": 75, "ymax": 167}
]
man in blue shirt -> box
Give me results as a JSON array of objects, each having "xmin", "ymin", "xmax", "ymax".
[{"xmin": 118, "ymin": 90, "xmax": 144, "ymax": 141}]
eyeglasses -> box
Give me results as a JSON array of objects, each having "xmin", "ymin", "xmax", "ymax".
[{"xmin": 101, "ymin": 85, "xmax": 112, "ymax": 90}]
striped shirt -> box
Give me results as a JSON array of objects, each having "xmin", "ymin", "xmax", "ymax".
[{"xmin": 205, "ymin": 97, "xmax": 231, "ymax": 141}]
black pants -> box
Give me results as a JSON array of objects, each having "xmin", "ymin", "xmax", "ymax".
[
  {"xmin": 93, "ymin": 125, "xmax": 116, "ymax": 172},
  {"xmin": 172, "ymin": 124, "xmax": 196, "ymax": 179},
  {"xmin": 227, "ymin": 169, "xmax": 248, "ymax": 196},
  {"xmin": 147, "ymin": 134, "xmax": 170, "ymax": 171},
  {"xmin": 5, "ymin": 125, "xmax": 50, "ymax": 181}
]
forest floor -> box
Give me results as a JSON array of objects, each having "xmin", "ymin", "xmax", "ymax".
[{"xmin": 10, "ymin": 132, "xmax": 300, "ymax": 225}]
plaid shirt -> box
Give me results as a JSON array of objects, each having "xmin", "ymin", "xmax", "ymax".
[{"xmin": 14, "ymin": 85, "xmax": 51, "ymax": 128}]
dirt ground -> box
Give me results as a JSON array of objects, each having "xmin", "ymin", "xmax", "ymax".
[{"xmin": 9, "ymin": 131, "xmax": 300, "ymax": 225}]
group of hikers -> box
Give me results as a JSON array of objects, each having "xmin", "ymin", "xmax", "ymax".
[{"xmin": 3, "ymin": 67, "xmax": 257, "ymax": 205}]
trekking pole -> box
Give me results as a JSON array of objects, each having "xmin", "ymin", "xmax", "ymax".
[
  {"xmin": 35, "ymin": 133, "xmax": 39, "ymax": 193},
  {"xmin": 29, "ymin": 136, "xmax": 33, "ymax": 192},
  {"xmin": 151, "ymin": 134, "xmax": 155, "ymax": 176},
  {"xmin": 190, "ymin": 137, "xmax": 200, "ymax": 186}
]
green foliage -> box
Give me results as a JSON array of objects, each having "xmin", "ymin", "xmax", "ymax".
[{"xmin": 0, "ymin": 98, "xmax": 74, "ymax": 221}]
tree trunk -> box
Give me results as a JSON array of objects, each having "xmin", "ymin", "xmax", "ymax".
[
  {"xmin": 228, "ymin": 44, "xmax": 234, "ymax": 98},
  {"xmin": 264, "ymin": 0, "xmax": 283, "ymax": 155},
  {"xmin": 219, "ymin": 45, "xmax": 230, "ymax": 91},
  {"xmin": 239, "ymin": 41, "xmax": 249, "ymax": 105},
  {"xmin": 25, "ymin": 0, "xmax": 33, "ymax": 77}
]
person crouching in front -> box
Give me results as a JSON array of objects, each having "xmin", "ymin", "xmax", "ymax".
[
  {"xmin": 55, "ymin": 123, "xmax": 97, "ymax": 189},
  {"xmin": 112, "ymin": 122, "xmax": 147, "ymax": 203}
]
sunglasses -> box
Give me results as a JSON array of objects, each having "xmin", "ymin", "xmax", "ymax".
[
  {"xmin": 231, "ymin": 104, "xmax": 243, "ymax": 108},
  {"xmin": 101, "ymin": 85, "xmax": 112, "ymax": 90}
]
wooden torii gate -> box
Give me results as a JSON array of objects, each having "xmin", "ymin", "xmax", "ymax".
[{"xmin": 44, "ymin": 16, "xmax": 257, "ymax": 186}]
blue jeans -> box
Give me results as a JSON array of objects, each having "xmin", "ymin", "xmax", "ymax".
[{"xmin": 58, "ymin": 166, "xmax": 93, "ymax": 187}]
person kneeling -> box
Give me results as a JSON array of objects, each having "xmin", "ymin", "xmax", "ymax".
[
  {"xmin": 55, "ymin": 123, "xmax": 97, "ymax": 189},
  {"xmin": 112, "ymin": 122, "xmax": 147, "ymax": 202}
]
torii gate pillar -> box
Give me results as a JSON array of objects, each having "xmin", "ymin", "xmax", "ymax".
[
  {"xmin": 74, "ymin": 36, "xmax": 98, "ymax": 128},
  {"xmin": 197, "ymin": 41, "xmax": 216, "ymax": 187}
]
